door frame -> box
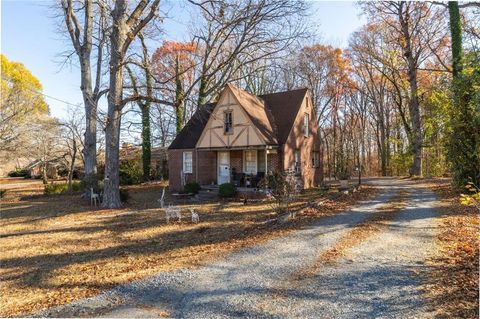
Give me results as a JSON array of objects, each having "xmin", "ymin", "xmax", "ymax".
[{"xmin": 217, "ymin": 151, "xmax": 230, "ymax": 184}]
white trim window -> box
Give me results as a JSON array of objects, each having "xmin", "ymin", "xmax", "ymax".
[
  {"xmin": 294, "ymin": 150, "xmax": 301, "ymax": 174},
  {"xmin": 304, "ymin": 113, "xmax": 309, "ymax": 137},
  {"xmin": 183, "ymin": 151, "xmax": 193, "ymax": 173},
  {"xmin": 312, "ymin": 151, "xmax": 319, "ymax": 168},
  {"xmin": 243, "ymin": 150, "xmax": 257, "ymax": 174}
]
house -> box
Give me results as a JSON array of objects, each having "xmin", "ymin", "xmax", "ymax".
[
  {"xmin": 168, "ymin": 84, "xmax": 323, "ymax": 192},
  {"xmin": 25, "ymin": 158, "xmax": 64, "ymax": 179},
  {"xmin": 119, "ymin": 144, "xmax": 168, "ymax": 179}
]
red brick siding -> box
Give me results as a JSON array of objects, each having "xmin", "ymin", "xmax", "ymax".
[
  {"xmin": 197, "ymin": 150, "xmax": 217, "ymax": 186},
  {"xmin": 267, "ymin": 152, "xmax": 281, "ymax": 173},
  {"xmin": 283, "ymin": 95, "xmax": 323, "ymax": 188},
  {"xmin": 168, "ymin": 149, "xmax": 197, "ymax": 192}
]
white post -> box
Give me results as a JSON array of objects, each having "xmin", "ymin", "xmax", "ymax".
[{"xmin": 265, "ymin": 147, "xmax": 268, "ymax": 174}]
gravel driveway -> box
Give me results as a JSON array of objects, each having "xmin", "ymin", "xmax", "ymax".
[{"xmin": 39, "ymin": 178, "xmax": 440, "ymax": 318}]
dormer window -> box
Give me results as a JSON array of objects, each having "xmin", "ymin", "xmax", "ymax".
[
  {"xmin": 224, "ymin": 111, "xmax": 233, "ymax": 134},
  {"xmin": 304, "ymin": 113, "xmax": 309, "ymax": 137}
]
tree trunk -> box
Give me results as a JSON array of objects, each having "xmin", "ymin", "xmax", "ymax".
[
  {"xmin": 141, "ymin": 103, "xmax": 151, "ymax": 180},
  {"xmin": 42, "ymin": 161, "xmax": 48, "ymax": 185},
  {"xmin": 398, "ymin": 4, "xmax": 422, "ymax": 176},
  {"xmin": 197, "ymin": 73, "xmax": 208, "ymax": 107},
  {"xmin": 449, "ymin": 1, "xmax": 463, "ymax": 79},
  {"xmin": 82, "ymin": 94, "xmax": 97, "ymax": 189},
  {"xmin": 408, "ymin": 73, "xmax": 422, "ymax": 176},
  {"xmin": 175, "ymin": 56, "xmax": 185, "ymax": 133},
  {"xmin": 68, "ymin": 138, "xmax": 77, "ymax": 192},
  {"xmin": 102, "ymin": 0, "xmax": 127, "ymax": 209}
]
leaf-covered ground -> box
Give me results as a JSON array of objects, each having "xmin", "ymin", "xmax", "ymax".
[
  {"xmin": 422, "ymin": 179, "xmax": 479, "ymax": 318},
  {"xmin": 0, "ymin": 178, "xmax": 377, "ymax": 317}
]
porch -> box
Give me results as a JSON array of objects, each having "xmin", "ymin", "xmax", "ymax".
[{"xmin": 195, "ymin": 147, "xmax": 280, "ymax": 188}]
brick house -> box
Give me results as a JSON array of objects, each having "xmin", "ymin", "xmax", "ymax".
[{"xmin": 168, "ymin": 84, "xmax": 323, "ymax": 192}]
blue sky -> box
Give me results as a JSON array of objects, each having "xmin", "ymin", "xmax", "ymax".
[{"xmin": 1, "ymin": 0, "xmax": 365, "ymax": 120}]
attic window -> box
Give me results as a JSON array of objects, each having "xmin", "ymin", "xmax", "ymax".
[
  {"xmin": 224, "ymin": 111, "xmax": 233, "ymax": 134},
  {"xmin": 304, "ymin": 113, "xmax": 309, "ymax": 137}
]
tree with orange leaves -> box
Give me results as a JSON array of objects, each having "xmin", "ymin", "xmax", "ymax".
[{"xmin": 151, "ymin": 41, "xmax": 197, "ymax": 133}]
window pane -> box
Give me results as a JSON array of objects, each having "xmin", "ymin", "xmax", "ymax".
[
  {"xmin": 183, "ymin": 152, "xmax": 192, "ymax": 173},
  {"xmin": 304, "ymin": 114, "xmax": 309, "ymax": 137},
  {"xmin": 244, "ymin": 150, "xmax": 257, "ymax": 174},
  {"xmin": 224, "ymin": 111, "xmax": 233, "ymax": 134}
]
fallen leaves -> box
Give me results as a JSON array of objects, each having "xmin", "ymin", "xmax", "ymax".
[
  {"xmin": 422, "ymin": 180, "xmax": 479, "ymax": 318},
  {"xmin": 0, "ymin": 179, "xmax": 378, "ymax": 317}
]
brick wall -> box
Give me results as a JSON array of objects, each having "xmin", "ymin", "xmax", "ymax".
[
  {"xmin": 282, "ymin": 96, "xmax": 323, "ymax": 188},
  {"xmin": 197, "ymin": 150, "xmax": 217, "ymax": 186},
  {"xmin": 168, "ymin": 149, "xmax": 196, "ymax": 192},
  {"xmin": 267, "ymin": 152, "xmax": 281, "ymax": 173}
]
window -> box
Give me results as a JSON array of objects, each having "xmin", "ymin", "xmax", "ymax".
[
  {"xmin": 244, "ymin": 150, "xmax": 257, "ymax": 174},
  {"xmin": 224, "ymin": 111, "xmax": 233, "ymax": 134},
  {"xmin": 304, "ymin": 113, "xmax": 309, "ymax": 137},
  {"xmin": 294, "ymin": 150, "xmax": 301, "ymax": 173},
  {"xmin": 312, "ymin": 151, "xmax": 319, "ymax": 168},
  {"xmin": 183, "ymin": 151, "xmax": 193, "ymax": 173}
]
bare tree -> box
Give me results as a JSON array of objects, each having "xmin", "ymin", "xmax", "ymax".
[
  {"xmin": 102, "ymin": 0, "xmax": 161, "ymax": 208},
  {"xmin": 59, "ymin": 0, "xmax": 109, "ymax": 190},
  {"xmin": 60, "ymin": 107, "xmax": 84, "ymax": 191},
  {"xmin": 186, "ymin": 0, "xmax": 309, "ymax": 106}
]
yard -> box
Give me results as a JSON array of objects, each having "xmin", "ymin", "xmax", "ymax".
[{"xmin": 0, "ymin": 177, "xmax": 376, "ymax": 317}]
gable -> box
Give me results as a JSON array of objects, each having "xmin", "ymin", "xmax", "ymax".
[
  {"xmin": 196, "ymin": 87, "xmax": 266, "ymax": 148},
  {"xmin": 260, "ymin": 88, "xmax": 308, "ymax": 144},
  {"xmin": 283, "ymin": 91, "xmax": 320, "ymax": 148}
]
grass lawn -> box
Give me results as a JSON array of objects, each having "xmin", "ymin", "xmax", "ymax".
[{"xmin": 0, "ymin": 177, "xmax": 377, "ymax": 317}]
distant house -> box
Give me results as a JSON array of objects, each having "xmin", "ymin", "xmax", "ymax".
[
  {"xmin": 25, "ymin": 159, "xmax": 64, "ymax": 179},
  {"xmin": 120, "ymin": 144, "xmax": 168, "ymax": 179},
  {"xmin": 168, "ymin": 84, "xmax": 323, "ymax": 191}
]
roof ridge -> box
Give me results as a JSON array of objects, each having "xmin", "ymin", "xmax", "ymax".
[{"xmin": 259, "ymin": 87, "xmax": 308, "ymax": 98}]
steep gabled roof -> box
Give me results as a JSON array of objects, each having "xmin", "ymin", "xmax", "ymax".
[
  {"xmin": 168, "ymin": 103, "xmax": 216, "ymax": 149},
  {"xmin": 168, "ymin": 86, "xmax": 309, "ymax": 149},
  {"xmin": 260, "ymin": 88, "xmax": 308, "ymax": 144},
  {"xmin": 227, "ymin": 84, "xmax": 278, "ymax": 144}
]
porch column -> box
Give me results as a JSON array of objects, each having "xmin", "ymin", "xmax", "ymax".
[{"xmin": 265, "ymin": 146, "xmax": 268, "ymax": 174}]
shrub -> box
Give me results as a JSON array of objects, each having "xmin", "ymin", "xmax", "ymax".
[
  {"xmin": 8, "ymin": 169, "xmax": 28, "ymax": 178},
  {"xmin": 119, "ymin": 160, "xmax": 143, "ymax": 185},
  {"xmin": 260, "ymin": 171, "xmax": 301, "ymax": 213},
  {"xmin": 71, "ymin": 181, "xmax": 84, "ymax": 192},
  {"xmin": 120, "ymin": 188, "xmax": 130, "ymax": 203},
  {"xmin": 184, "ymin": 182, "xmax": 201, "ymax": 194},
  {"xmin": 0, "ymin": 189, "xmax": 6, "ymax": 198},
  {"xmin": 219, "ymin": 183, "xmax": 236, "ymax": 198},
  {"xmin": 44, "ymin": 181, "xmax": 84, "ymax": 195},
  {"xmin": 44, "ymin": 183, "xmax": 67, "ymax": 195}
]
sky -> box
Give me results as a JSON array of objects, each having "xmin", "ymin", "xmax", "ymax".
[{"xmin": 1, "ymin": 0, "xmax": 365, "ymax": 121}]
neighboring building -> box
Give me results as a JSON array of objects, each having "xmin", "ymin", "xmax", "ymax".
[
  {"xmin": 168, "ymin": 84, "xmax": 323, "ymax": 192},
  {"xmin": 25, "ymin": 159, "xmax": 64, "ymax": 179},
  {"xmin": 120, "ymin": 144, "xmax": 168, "ymax": 179}
]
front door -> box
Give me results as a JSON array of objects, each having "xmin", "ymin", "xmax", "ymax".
[{"xmin": 217, "ymin": 151, "xmax": 230, "ymax": 185}]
